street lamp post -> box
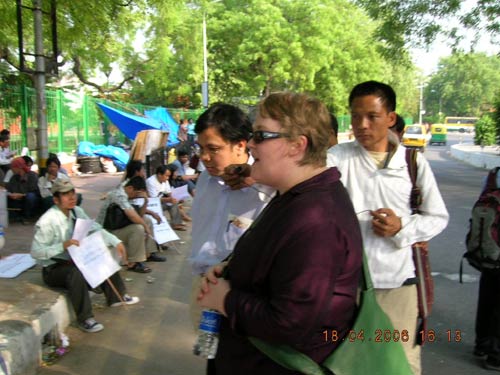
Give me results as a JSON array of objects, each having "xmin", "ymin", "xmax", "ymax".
[{"xmin": 418, "ymin": 84, "xmax": 426, "ymax": 125}]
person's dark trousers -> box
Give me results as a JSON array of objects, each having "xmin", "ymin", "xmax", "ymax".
[
  {"xmin": 206, "ymin": 359, "xmax": 216, "ymax": 375},
  {"xmin": 8, "ymin": 192, "xmax": 40, "ymax": 219},
  {"xmin": 42, "ymin": 262, "xmax": 126, "ymax": 323},
  {"xmin": 475, "ymin": 269, "xmax": 500, "ymax": 358},
  {"xmin": 23, "ymin": 192, "xmax": 40, "ymax": 218}
]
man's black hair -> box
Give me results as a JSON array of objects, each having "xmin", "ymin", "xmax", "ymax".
[
  {"xmin": 195, "ymin": 103, "xmax": 252, "ymax": 143},
  {"xmin": 330, "ymin": 113, "xmax": 339, "ymax": 136},
  {"xmin": 22, "ymin": 155, "xmax": 33, "ymax": 166},
  {"xmin": 125, "ymin": 160, "xmax": 144, "ymax": 180},
  {"xmin": 125, "ymin": 175, "xmax": 146, "ymax": 190},
  {"xmin": 0, "ymin": 129, "xmax": 10, "ymax": 137},
  {"xmin": 47, "ymin": 155, "xmax": 61, "ymax": 168},
  {"xmin": 348, "ymin": 81, "xmax": 396, "ymax": 112},
  {"xmin": 0, "ymin": 134, "xmax": 9, "ymax": 143},
  {"xmin": 166, "ymin": 163, "xmax": 178, "ymax": 174},
  {"xmin": 155, "ymin": 165, "xmax": 169, "ymax": 175},
  {"xmin": 177, "ymin": 149, "xmax": 190, "ymax": 158}
]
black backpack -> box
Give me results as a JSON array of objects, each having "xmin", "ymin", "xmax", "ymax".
[{"xmin": 463, "ymin": 167, "xmax": 500, "ymax": 275}]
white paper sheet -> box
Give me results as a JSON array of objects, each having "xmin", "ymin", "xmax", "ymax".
[
  {"xmin": 171, "ymin": 184, "xmax": 190, "ymax": 202},
  {"xmin": 72, "ymin": 218, "xmax": 94, "ymax": 241},
  {"xmin": 144, "ymin": 197, "xmax": 180, "ymax": 244},
  {"xmin": 0, "ymin": 253, "xmax": 36, "ymax": 278},
  {"xmin": 68, "ymin": 231, "xmax": 121, "ymax": 288}
]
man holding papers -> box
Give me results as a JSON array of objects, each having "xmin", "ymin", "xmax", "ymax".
[
  {"xmin": 146, "ymin": 165, "xmax": 189, "ymax": 231},
  {"xmin": 31, "ymin": 180, "xmax": 140, "ymax": 333}
]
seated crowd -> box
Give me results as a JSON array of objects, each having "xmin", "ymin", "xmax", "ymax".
[
  {"xmin": 1, "ymin": 153, "xmax": 78, "ymax": 223},
  {"xmin": 28, "ymin": 156, "xmax": 195, "ymax": 333}
]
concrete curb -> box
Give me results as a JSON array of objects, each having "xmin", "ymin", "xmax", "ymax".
[
  {"xmin": 0, "ymin": 277, "xmax": 72, "ymax": 375},
  {"xmin": 450, "ymin": 143, "xmax": 500, "ymax": 169}
]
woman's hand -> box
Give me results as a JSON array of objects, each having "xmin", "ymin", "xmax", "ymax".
[
  {"xmin": 197, "ymin": 262, "xmax": 229, "ymax": 315},
  {"xmin": 197, "ymin": 277, "xmax": 230, "ymax": 317}
]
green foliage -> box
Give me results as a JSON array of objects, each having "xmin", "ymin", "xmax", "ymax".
[
  {"xmin": 355, "ymin": 0, "xmax": 499, "ymax": 54},
  {"xmin": 0, "ymin": 0, "xmax": 422, "ymax": 114},
  {"xmin": 424, "ymin": 52, "xmax": 500, "ymax": 119},
  {"xmin": 494, "ymin": 95, "xmax": 500, "ymax": 144},
  {"xmin": 474, "ymin": 114, "xmax": 497, "ymax": 146},
  {"xmin": 202, "ymin": 0, "xmax": 395, "ymax": 113}
]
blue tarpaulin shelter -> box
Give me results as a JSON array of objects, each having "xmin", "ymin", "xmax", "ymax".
[
  {"xmin": 77, "ymin": 141, "xmax": 130, "ymax": 171},
  {"xmin": 97, "ymin": 103, "xmax": 168, "ymax": 140},
  {"xmin": 144, "ymin": 107, "xmax": 180, "ymax": 147}
]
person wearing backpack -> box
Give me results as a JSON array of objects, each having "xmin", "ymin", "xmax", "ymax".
[{"xmin": 466, "ymin": 167, "xmax": 500, "ymax": 371}]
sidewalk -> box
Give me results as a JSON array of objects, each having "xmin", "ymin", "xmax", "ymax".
[
  {"xmin": 451, "ymin": 143, "xmax": 500, "ymax": 170},
  {"xmin": 0, "ymin": 172, "xmax": 125, "ymax": 375}
]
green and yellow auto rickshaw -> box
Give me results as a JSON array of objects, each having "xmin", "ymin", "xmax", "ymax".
[{"xmin": 429, "ymin": 124, "xmax": 447, "ymax": 145}]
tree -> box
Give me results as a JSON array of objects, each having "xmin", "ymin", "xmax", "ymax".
[
  {"xmin": 355, "ymin": 0, "xmax": 499, "ymax": 56},
  {"xmin": 475, "ymin": 114, "xmax": 496, "ymax": 146},
  {"xmin": 424, "ymin": 52, "xmax": 500, "ymax": 119},
  {"xmin": 0, "ymin": 0, "xmax": 421, "ymax": 114},
  {"xmin": 201, "ymin": 0, "xmax": 400, "ymax": 113},
  {"xmin": 0, "ymin": 0, "xmax": 150, "ymax": 94}
]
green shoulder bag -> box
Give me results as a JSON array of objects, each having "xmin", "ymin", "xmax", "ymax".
[{"xmin": 249, "ymin": 252, "xmax": 414, "ymax": 375}]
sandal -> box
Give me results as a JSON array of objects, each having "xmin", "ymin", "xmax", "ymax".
[{"xmin": 127, "ymin": 262, "xmax": 152, "ymax": 273}]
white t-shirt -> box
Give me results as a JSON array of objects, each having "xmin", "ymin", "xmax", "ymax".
[{"xmin": 146, "ymin": 174, "xmax": 172, "ymax": 198}]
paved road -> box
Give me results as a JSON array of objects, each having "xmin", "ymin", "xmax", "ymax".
[
  {"xmin": 37, "ymin": 134, "xmax": 494, "ymax": 374},
  {"xmin": 422, "ymin": 132, "xmax": 490, "ymax": 374}
]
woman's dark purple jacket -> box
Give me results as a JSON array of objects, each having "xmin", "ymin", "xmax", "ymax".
[{"xmin": 215, "ymin": 167, "xmax": 363, "ymax": 374}]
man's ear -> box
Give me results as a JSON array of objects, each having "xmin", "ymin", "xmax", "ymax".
[
  {"xmin": 234, "ymin": 140, "xmax": 247, "ymax": 156},
  {"xmin": 387, "ymin": 112, "xmax": 397, "ymax": 128}
]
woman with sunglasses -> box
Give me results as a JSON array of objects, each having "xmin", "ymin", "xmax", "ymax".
[{"xmin": 197, "ymin": 92, "xmax": 363, "ymax": 374}]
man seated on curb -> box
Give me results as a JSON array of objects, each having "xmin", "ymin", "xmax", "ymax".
[
  {"xmin": 96, "ymin": 176, "xmax": 165, "ymax": 272},
  {"xmin": 146, "ymin": 165, "xmax": 187, "ymax": 231},
  {"xmin": 31, "ymin": 179, "xmax": 140, "ymax": 333},
  {"xmin": 7, "ymin": 156, "xmax": 40, "ymax": 222}
]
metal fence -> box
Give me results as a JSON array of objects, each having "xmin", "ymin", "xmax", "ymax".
[
  {"xmin": 0, "ymin": 84, "xmax": 355, "ymax": 157},
  {"xmin": 0, "ymin": 84, "xmax": 205, "ymax": 155}
]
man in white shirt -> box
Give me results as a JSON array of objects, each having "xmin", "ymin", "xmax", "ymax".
[
  {"xmin": 327, "ymin": 81, "xmax": 449, "ymax": 375},
  {"xmin": 145, "ymin": 165, "xmax": 186, "ymax": 231},
  {"xmin": 0, "ymin": 134, "xmax": 14, "ymax": 173},
  {"xmin": 189, "ymin": 103, "xmax": 273, "ymax": 332}
]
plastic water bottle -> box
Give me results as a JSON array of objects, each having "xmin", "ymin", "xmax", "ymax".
[
  {"xmin": 0, "ymin": 226, "xmax": 5, "ymax": 252},
  {"xmin": 193, "ymin": 309, "xmax": 222, "ymax": 359}
]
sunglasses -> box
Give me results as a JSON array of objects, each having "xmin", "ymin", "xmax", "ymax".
[{"xmin": 250, "ymin": 130, "xmax": 290, "ymax": 144}]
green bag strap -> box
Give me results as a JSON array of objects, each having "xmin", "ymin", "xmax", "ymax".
[
  {"xmin": 248, "ymin": 338, "xmax": 329, "ymax": 375},
  {"xmin": 249, "ymin": 251, "xmax": 371, "ymax": 375}
]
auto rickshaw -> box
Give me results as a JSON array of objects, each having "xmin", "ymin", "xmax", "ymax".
[
  {"xmin": 402, "ymin": 124, "xmax": 428, "ymax": 151},
  {"xmin": 429, "ymin": 124, "xmax": 447, "ymax": 145}
]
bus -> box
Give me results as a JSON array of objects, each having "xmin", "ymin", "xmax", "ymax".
[{"xmin": 444, "ymin": 116, "xmax": 479, "ymax": 133}]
